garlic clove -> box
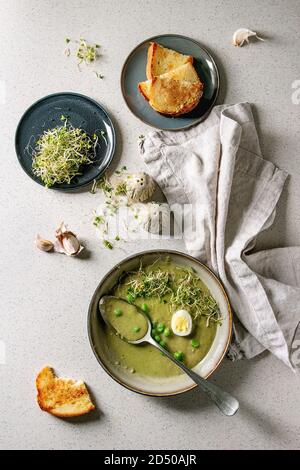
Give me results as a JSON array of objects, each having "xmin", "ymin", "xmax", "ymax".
[
  {"xmin": 232, "ymin": 28, "xmax": 264, "ymax": 47},
  {"xmin": 35, "ymin": 235, "xmax": 54, "ymax": 252},
  {"xmin": 54, "ymin": 222, "xmax": 84, "ymax": 256},
  {"xmin": 62, "ymin": 233, "xmax": 81, "ymax": 255}
]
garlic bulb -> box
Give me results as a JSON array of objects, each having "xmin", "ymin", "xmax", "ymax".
[
  {"xmin": 232, "ymin": 29, "xmax": 264, "ymax": 47},
  {"xmin": 125, "ymin": 172, "xmax": 155, "ymax": 202},
  {"xmin": 35, "ymin": 235, "xmax": 54, "ymax": 252},
  {"xmin": 54, "ymin": 222, "xmax": 83, "ymax": 256},
  {"xmin": 138, "ymin": 202, "xmax": 170, "ymax": 234}
]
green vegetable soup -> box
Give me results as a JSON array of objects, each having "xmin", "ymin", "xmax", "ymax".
[{"xmin": 102, "ymin": 260, "xmax": 220, "ymax": 378}]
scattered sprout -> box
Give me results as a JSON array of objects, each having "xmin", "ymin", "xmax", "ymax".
[
  {"xmin": 93, "ymin": 215, "xmax": 105, "ymax": 227},
  {"xmin": 103, "ymin": 240, "xmax": 113, "ymax": 250},
  {"xmin": 76, "ymin": 37, "xmax": 100, "ymax": 64},
  {"xmin": 97, "ymin": 174, "xmax": 113, "ymax": 196},
  {"xmin": 115, "ymin": 166, "xmax": 127, "ymax": 175}
]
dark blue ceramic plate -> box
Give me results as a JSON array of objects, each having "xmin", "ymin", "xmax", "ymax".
[
  {"xmin": 15, "ymin": 92, "xmax": 116, "ymax": 191},
  {"xmin": 121, "ymin": 34, "xmax": 219, "ymax": 131}
]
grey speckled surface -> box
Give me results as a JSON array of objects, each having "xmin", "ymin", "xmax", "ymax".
[{"xmin": 0, "ymin": 0, "xmax": 300, "ymax": 450}]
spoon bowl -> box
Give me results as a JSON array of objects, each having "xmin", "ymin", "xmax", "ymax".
[{"xmin": 99, "ymin": 295, "xmax": 239, "ymax": 416}]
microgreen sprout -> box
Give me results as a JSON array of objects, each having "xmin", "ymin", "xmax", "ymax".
[
  {"xmin": 103, "ymin": 240, "xmax": 113, "ymax": 250},
  {"xmin": 100, "ymin": 130, "xmax": 108, "ymax": 145},
  {"xmin": 125, "ymin": 263, "xmax": 222, "ymax": 326},
  {"xmin": 93, "ymin": 215, "xmax": 105, "ymax": 227},
  {"xmin": 31, "ymin": 118, "xmax": 96, "ymax": 187},
  {"xmin": 76, "ymin": 37, "xmax": 100, "ymax": 65}
]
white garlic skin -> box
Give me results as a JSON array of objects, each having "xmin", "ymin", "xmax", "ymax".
[
  {"xmin": 232, "ymin": 28, "xmax": 264, "ymax": 47},
  {"xmin": 35, "ymin": 235, "xmax": 54, "ymax": 252},
  {"xmin": 54, "ymin": 222, "xmax": 83, "ymax": 256},
  {"xmin": 61, "ymin": 233, "xmax": 81, "ymax": 256}
]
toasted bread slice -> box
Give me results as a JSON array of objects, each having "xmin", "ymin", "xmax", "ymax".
[
  {"xmin": 139, "ymin": 62, "xmax": 203, "ymax": 104},
  {"xmin": 36, "ymin": 366, "xmax": 95, "ymax": 418},
  {"xmin": 146, "ymin": 42, "xmax": 193, "ymax": 79},
  {"xmin": 139, "ymin": 61, "xmax": 200, "ymax": 100},
  {"xmin": 143, "ymin": 63, "xmax": 203, "ymax": 116}
]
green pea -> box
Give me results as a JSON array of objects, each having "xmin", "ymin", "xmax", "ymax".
[
  {"xmin": 191, "ymin": 339, "xmax": 200, "ymax": 349},
  {"xmin": 133, "ymin": 326, "xmax": 141, "ymax": 333},
  {"xmin": 157, "ymin": 323, "xmax": 165, "ymax": 333},
  {"xmin": 174, "ymin": 351, "xmax": 184, "ymax": 361},
  {"xmin": 151, "ymin": 328, "xmax": 157, "ymax": 337},
  {"xmin": 154, "ymin": 335, "xmax": 161, "ymax": 343},
  {"xmin": 126, "ymin": 293, "xmax": 135, "ymax": 303},
  {"xmin": 159, "ymin": 340, "xmax": 167, "ymax": 348},
  {"xmin": 141, "ymin": 303, "xmax": 149, "ymax": 313},
  {"xmin": 164, "ymin": 327, "xmax": 171, "ymax": 337},
  {"xmin": 114, "ymin": 308, "xmax": 123, "ymax": 317}
]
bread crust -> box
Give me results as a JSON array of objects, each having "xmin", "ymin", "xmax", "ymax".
[
  {"xmin": 138, "ymin": 81, "xmax": 151, "ymax": 101},
  {"xmin": 146, "ymin": 42, "xmax": 157, "ymax": 80}
]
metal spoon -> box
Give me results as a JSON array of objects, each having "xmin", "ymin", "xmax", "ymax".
[{"xmin": 99, "ymin": 296, "xmax": 239, "ymax": 416}]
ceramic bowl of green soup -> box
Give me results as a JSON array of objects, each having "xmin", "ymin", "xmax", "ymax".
[{"xmin": 88, "ymin": 250, "xmax": 232, "ymax": 396}]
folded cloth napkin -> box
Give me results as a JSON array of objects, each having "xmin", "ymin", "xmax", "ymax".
[{"xmin": 141, "ymin": 102, "xmax": 300, "ymax": 370}]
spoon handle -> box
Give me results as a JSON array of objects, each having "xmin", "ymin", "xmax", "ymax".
[{"xmin": 147, "ymin": 337, "xmax": 239, "ymax": 416}]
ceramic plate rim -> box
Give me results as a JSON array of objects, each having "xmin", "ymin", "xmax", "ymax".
[
  {"xmin": 87, "ymin": 249, "xmax": 232, "ymax": 397},
  {"xmin": 120, "ymin": 34, "xmax": 220, "ymax": 131},
  {"xmin": 15, "ymin": 92, "xmax": 116, "ymax": 191}
]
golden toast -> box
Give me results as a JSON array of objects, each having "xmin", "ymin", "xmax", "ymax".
[
  {"xmin": 139, "ymin": 62, "xmax": 203, "ymax": 116},
  {"xmin": 138, "ymin": 43, "xmax": 203, "ymax": 116},
  {"xmin": 146, "ymin": 42, "xmax": 193, "ymax": 79},
  {"xmin": 36, "ymin": 366, "xmax": 95, "ymax": 418}
]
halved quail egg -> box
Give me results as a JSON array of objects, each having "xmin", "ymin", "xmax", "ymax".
[{"xmin": 171, "ymin": 310, "xmax": 192, "ymax": 336}]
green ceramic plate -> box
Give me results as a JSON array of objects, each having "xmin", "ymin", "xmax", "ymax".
[{"xmin": 121, "ymin": 34, "xmax": 219, "ymax": 131}]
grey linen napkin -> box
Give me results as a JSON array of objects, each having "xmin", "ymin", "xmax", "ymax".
[{"xmin": 141, "ymin": 102, "xmax": 300, "ymax": 370}]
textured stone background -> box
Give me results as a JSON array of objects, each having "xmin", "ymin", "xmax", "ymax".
[{"xmin": 0, "ymin": 0, "xmax": 299, "ymax": 450}]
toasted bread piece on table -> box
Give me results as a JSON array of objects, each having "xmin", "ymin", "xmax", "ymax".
[
  {"xmin": 146, "ymin": 42, "xmax": 193, "ymax": 79},
  {"xmin": 36, "ymin": 366, "xmax": 95, "ymax": 418}
]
